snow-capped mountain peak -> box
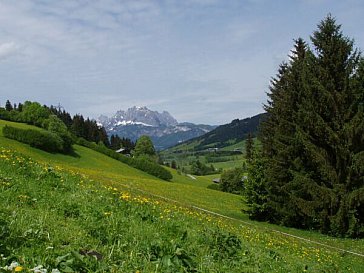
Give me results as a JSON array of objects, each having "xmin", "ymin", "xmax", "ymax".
[
  {"xmin": 103, "ymin": 106, "xmax": 178, "ymax": 128},
  {"xmin": 97, "ymin": 106, "xmax": 215, "ymax": 150}
]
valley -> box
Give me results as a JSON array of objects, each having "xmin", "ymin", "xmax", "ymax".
[
  {"xmin": 0, "ymin": 119, "xmax": 363, "ymax": 272},
  {"xmin": 1, "ymin": 7, "xmax": 364, "ymax": 272}
]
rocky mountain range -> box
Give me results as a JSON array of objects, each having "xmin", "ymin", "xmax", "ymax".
[{"xmin": 97, "ymin": 106, "xmax": 216, "ymax": 150}]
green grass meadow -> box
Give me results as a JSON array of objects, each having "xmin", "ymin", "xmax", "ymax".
[{"xmin": 1, "ymin": 120, "xmax": 364, "ymax": 272}]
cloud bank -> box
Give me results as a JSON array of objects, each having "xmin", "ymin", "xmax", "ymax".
[{"xmin": 0, "ymin": 0, "xmax": 363, "ymax": 124}]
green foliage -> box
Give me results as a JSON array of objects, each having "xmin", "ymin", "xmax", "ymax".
[
  {"xmin": 195, "ymin": 115, "xmax": 266, "ymax": 150},
  {"xmin": 71, "ymin": 114, "xmax": 110, "ymax": 147},
  {"xmin": 5, "ymin": 100, "xmax": 13, "ymax": 111},
  {"xmin": 46, "ymin": 114, "xmax": 68, "ymax": 134},
  {"xmin": 258, "ymin": 15, "xmax": 364, "ymax": 237},
  {"xmin": 0, "ymin": 211, "xmax": 11, "ymax": 256},
  {"xmin": 1, "ymin": 100, "xmax": 109, "ymax": 147},
  {"xmin": 2, "ymin": 125, "xmax": 65, "ymax": 153},
  {"xmin": 190, "ymin": 159, "xmax": 217, "ymax": 176},
  {"xmin": 167, "ymin": 114, "xmax": 265, "ymax": 153},
  {"xmin": 110, "ymin": 134, "xmax": 135, "ymax": 152},
  {"xmin": 202, "ymin": 228, "xmax": 242, "ymax": 260},
  {"xmin": 0, "ymin": 108, "xmax": 18, "ymax": 121},
  {"xmin": 244, "ymin": 152, "xmax": 271, "ymax": 221},
  {"xmin": 220, "ymin": 167, "xmax": 245, "ymax": 194},
  {"xmin": 134, "ymin": 135, "xmax": 156, "ymax": 158},
  {"xmin": 46, "ymin": 115, "xmax": 74, "ymax": 153},
  {"xmin": 132, "ymin": 157, "xmax": 173, "ymax": 181},
  {"xmin": 18, "ymin": 101, "xmax": 51, "ymax": 126},
  {"xmin": 1, "ymin": 101, "xmax": 52, "ymax": 127}
]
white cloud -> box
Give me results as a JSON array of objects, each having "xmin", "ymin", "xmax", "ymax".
[
  {"xmin": 0, "ymin": 42, "xmax": 20, "ymax": 60},
  {"xmin": 0, "ymin": 0, "xmax": 363, "ymax": 124}
]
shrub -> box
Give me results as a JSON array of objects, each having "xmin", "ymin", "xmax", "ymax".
[
  {"xmin": 220, "ymin": 167, "xmax": 245, "ymax": 194},
  {"xmin": 0, "ymin": 108, "xmax": 23, "ymax": 122},
  {"xmin": 132, "ymin": 157, "xmax": 173, "ymax": 181},
  {"xmin": 201, "ymin": 228, "xmax": 242, "ymax": 260},
  {"xmin": 3, "ymin": 125, "xmax": 65, "ymax": 153}
]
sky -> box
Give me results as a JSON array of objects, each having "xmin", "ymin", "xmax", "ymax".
[{"xmin": 1, "ymin": 0, "xmax": 364, "ymax": 125}]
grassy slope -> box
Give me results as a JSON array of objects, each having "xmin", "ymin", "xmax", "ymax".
[
  {"xmin": 0, "ymin": 120, "xmax": 244, "ymax": 219},
  {"xmin": 1, "ymin": 120, "xmax": 364, "ymax": 264},
  {"xmin": 3, "ymin": 149, "xmax": 363, "ymax": 272}
]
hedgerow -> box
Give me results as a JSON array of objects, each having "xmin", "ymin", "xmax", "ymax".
[{"xmin": 2, "ymin": 125, "xmax": 65, "ymax": 153}]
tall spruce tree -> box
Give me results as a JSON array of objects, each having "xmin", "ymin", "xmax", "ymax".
[
  {"xmin": 258, "ymin": 38, "xmax": 309, "ymax": 225},
  {"xmin": 255, "ymin": 15, "xmax": 364, "ymax": 237}
]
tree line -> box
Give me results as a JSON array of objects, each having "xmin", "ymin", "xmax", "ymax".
[{"xmin": 0, "ymin": 100, "xmax": 110, "ymax": 146}]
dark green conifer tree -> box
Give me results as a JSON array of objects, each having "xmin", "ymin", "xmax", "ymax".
[
  {"xmin": 290, "ymin": 16, "xmax": 363, "ymax": 236},
  {"xmin": 5, "ymin": 100, "xmax": 13, "ymax": 111},
  {"xmin": 71, "ymin": 114, "xmax": 86, "ymax": 139},
  {"xmin": 110, "ymin": 134, "xmax": 122, "ymax": 150},
  {"xmin": 256, "ymin": 15, "xmax": 364, "ymax": 237}
]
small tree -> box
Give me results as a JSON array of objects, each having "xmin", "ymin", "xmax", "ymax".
[
  {"xmin": 244, "ymin": 151, "xmax": 271, "ymax": 221},
  {"xmin": 134, "ymin": 135, "xmax": 156, "ymax": 159},
  {"xmin": 46, "ymin": 115, "xmax": 73, "ymax": 153}
]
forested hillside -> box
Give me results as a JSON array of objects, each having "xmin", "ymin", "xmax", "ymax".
[{"xmin": 168, "ymin": 113, "xmax": 266, "ymax": 152}]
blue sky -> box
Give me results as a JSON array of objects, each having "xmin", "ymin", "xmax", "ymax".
[{"xmin": 1, "ymin": 0, "xmax": 363, "ymax": 124}]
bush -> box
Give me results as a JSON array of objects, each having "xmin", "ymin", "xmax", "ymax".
[
  {"xmin": 220, "ymin": 167, "xmax": 245, "ymax": 194},
  {"xmin": 3, "ymin": 125, "xmax": 65, "ymax": 153},
  {"xmin": 132, "ymin": 157, "xmax": 173, "ymax": 181}
]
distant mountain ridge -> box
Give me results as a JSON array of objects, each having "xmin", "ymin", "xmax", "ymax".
[
  {"xmin": 167, "ymin": 113, "xmax": 267, "ymax": 152},
  {"xmin": 97, "ymin": 106, "xmax": 216, "ymax": 150},
  {"xmin": 97, "ymin": 106, "xmax": 178, "ymax": 128}
]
